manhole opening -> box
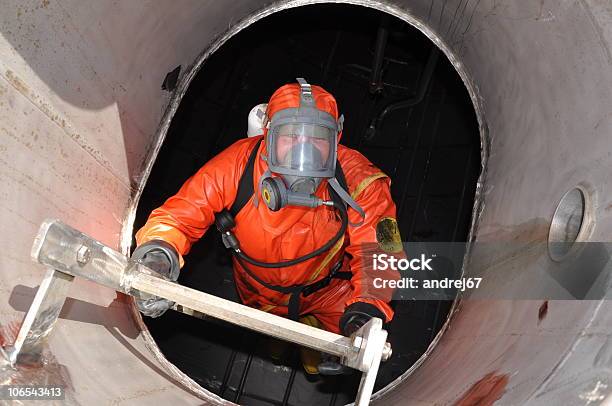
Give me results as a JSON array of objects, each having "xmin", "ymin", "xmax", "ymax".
[{"xmin": 133, "ymin": 3, "xmax": 482, "ymax": 404}]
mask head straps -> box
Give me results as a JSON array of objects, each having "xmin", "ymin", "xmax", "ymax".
[
  {"xmin": 296, "ymin": 78, "xmax": 315, "ymax": 108},
  {"xmin": 328, "ymin": 177, "xmax": 365, "ymax": 226}
]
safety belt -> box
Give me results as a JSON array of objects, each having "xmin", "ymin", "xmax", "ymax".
[{"xmin": 215, "ymin": 138, "xmax": 352, "ymax": 320}]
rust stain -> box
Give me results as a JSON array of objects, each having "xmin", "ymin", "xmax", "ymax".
[
  {"xmin": 455, "ymin": 372, "xmax": 509, "ymax": 406},
  {"xmin": 1, "ymin": 321, "xmax": 73, "ymax": 391},
  {"xmin": 538, "ymin": 300, "xmax": 549, "ymax": 324},
  {"xmin": 42, "ymin": 0, "xmax": 50, "ymax": 7},
  {"xmin": 478, "ymin": 218, "xmax": 549, "ymax": 243},
  {"xmin": 0, "ymin": 320, "xmax": 21, "ymax": 347}
]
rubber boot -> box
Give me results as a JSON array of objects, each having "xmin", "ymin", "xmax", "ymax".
[
  {"xmin": 317, "ymin": 352, "xmax": 352, "ymax": 375},
  {"xmin": 299, "ymin": 315, "xmax": 322, "ymax": 375},
  {"xmin": 268, "ymin": 337, "xmax": 289, "ymax": 363}
]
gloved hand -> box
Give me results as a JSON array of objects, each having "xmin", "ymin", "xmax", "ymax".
[
  {"xmin": 131, "ymin": 240, "xmax": 180, "ymax": 318},
  {"xmin": 339, "ymin": 302, "xmax": 386, "ymax": 337},
  {"xmin": 318, "ymin": 302, "xmax": 387, "ymax": 376}
]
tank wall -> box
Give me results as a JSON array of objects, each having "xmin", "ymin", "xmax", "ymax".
[
  {"xmin": 0, "ymin": 1, "xmax": 269, "ymax": 403},
  {"xmin": 1, "ymin": 0, "xmax": 611, "ymax": 404},
  {"xmin": 378, "ymin": 1, "xmax": 612, "ymax": 404}
]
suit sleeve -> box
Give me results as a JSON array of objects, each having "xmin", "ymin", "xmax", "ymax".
[
  {"xmin": 135, "ymin": 139, "xmax": 256, "ymax": 265},
  {"xmin": 344, "ymin": 176, "xmax": 403, "ymax": 322}
]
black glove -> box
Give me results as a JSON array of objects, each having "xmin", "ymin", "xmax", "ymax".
[
  {"xmin": 339, "ymin": 302, "xmax": 386, "ymax": 337},
  {"xmin": 131, "ymin": 240, "xmax": 180, "ymax": 318},
  {"xmin": 317, "ymin": 303, "xmax": 386, "ymax": 376}
]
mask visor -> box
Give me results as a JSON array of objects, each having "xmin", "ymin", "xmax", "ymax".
[{"xmin": 270, "ymin": 123, "xmax": 336, "ymax": 177}]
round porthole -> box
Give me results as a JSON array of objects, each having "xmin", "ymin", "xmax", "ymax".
[{"xmin": 548, "ymin": 187, "xmax": 590, "ymax": 261}]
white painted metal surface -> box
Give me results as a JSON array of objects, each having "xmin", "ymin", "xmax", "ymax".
[{"xmin": 0, "ymin": 0, "xmax": 611, "ymax": 404}]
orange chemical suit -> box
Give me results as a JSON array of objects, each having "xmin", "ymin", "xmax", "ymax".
[{"xmin": 135, "ymin": 84, "xmax": 399, "ymax": 334}]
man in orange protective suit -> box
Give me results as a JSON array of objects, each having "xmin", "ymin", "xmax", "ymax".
[{"xmin": 132, "ymin": 78, "xmax": 402, "ymax": 375}]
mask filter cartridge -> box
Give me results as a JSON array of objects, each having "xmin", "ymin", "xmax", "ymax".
[{"xmin": 261, "ymin": 176, "xmax": 325, "ymax": 211}]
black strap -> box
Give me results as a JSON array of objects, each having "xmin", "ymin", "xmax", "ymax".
[
  {"xmin": 229, "ymin": 138, "xmax": 263, "ymax": 217},
  {"xmin": 236, "ymin": 257, "xmax": 351, "ymax": 321},
  {"xmin": 335, "ymin": 161, "xmax": 349, "ymax": 195},
  {"xmin": 301, "ymin": 269, "xmax": 352, "ymax": 297}
]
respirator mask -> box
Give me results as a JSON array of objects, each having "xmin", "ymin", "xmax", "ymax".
[{"xmin": 259, "ymin": 78, "xmax": 347, "ymax": 211}]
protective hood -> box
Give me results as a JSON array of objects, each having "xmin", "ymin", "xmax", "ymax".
[{"xmin": 265, "ymin": 78, "xmax": 342, "ymax": 181}]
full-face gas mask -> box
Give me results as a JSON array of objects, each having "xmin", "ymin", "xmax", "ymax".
[
  {"xmin": 259, "ymin": 78, "xmax": 361, "ymax": 214},
  {"xmin": 215, "ymin": 79, "xmax": 365, "ymax": 273}
]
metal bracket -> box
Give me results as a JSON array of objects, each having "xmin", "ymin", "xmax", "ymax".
[
  {"xmin": 346, "ymin": 318, "xmax": 391, "ymax": 405},
  {"xmin": 4, "ymin": 269, "xmax": 73, "ymax": 366}
]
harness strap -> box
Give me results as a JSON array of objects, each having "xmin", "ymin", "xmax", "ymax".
[
  {"xmin": 232, "ymin": 175, "xmax": 350, "ymax": 320},
  {"xmin": 236, "ymin": 257, "xmax": 351, "ymax": 321},
  {"xmin": 218, "ymin": 138, "xmax": 353, "ymax": 321},
  {"xmin": 230, "ymin": 138, "xmax": 263, "ymax": 217}
]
